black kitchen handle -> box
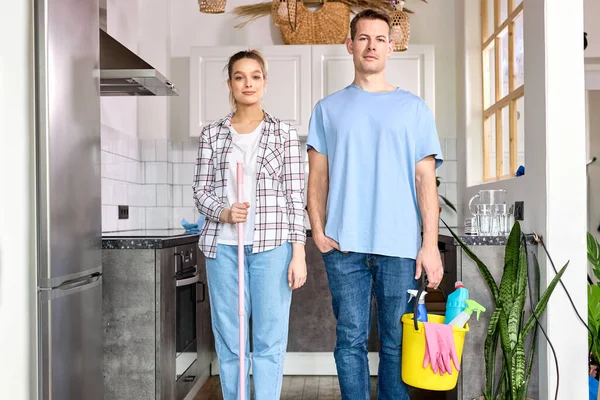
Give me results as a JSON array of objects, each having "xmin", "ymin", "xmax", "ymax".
[
  {"xmin": 197, "ymin": 281, "xmax": 206, "ymax": 303},
  {"xmin": 413, "ymin": 274, "xmax": 448, "ymax": 332}
]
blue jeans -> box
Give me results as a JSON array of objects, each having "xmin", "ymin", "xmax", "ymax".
[
  {"xmin": 323, "ymin": 250, "xmax": 418, "ymax": 400},
  {"xmin": 206, "ymin": 242, "xmax": 292, "ymax": 400}
]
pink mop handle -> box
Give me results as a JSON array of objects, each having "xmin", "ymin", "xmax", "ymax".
[{"xmin": 236, "ymin": 162, "xmax": 245, "ymax": 399}]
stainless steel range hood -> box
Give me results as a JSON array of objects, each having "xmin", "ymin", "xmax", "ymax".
[{"xmin": 100, "ymin": 29, "xmax": 178, "ymax": 96}]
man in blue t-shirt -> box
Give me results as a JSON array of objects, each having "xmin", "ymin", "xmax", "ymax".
[{"xmin": 307, "ymin": 9, "xmax": 445, "ymax": 400}]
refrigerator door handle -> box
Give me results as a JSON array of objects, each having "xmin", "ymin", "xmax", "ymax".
[
  {"xmin": 57, "ymin": 272, "xmax": 101, "ymax": 291},
  {"xmin": 39, "ymin": 273, "xmax": 102, "ymax": 302}
]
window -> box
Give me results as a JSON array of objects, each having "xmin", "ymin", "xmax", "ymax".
[{"xmin": 481, "ymin": 0, "xmax": 524, "ymax": 181}]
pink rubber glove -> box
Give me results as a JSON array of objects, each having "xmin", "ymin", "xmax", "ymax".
[
  {"xmin": 437, "ymin": 325, "xmax": 461, "ymax": 375},
  {"xmin": 422, "ymin": 322, "xmax": 441, "ymax": 373},
  {"xmin": 422, "ymin": 322, "xmax": 460, "ymax": 376}
]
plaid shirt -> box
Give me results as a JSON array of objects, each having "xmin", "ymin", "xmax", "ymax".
[{"xmin": 192, "ymin": 111, "xmax": 306, "ymax": 258}]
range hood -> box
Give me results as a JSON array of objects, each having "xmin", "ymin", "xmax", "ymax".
[{"xmin": 99, "ymin": 29, "xmax": 178, "ymax": 96}]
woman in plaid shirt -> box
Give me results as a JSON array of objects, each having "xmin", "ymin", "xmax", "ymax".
[{"xmin": 192, "ymin": 49, "xmax": 307, "ymax": 400}]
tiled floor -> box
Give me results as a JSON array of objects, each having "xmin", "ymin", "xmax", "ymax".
[{"xmin": 195, "ymin": 376, "xmax": 451, "ymax": 399}]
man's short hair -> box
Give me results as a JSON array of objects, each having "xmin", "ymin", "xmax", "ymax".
[{"xmin": 350, "ymin": 9, "xmax": 392, "ymax": 40}]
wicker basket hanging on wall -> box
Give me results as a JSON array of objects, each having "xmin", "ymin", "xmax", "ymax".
[
  {"xmin": 272, "ymin": 0, "xmax": 350, "ymax": 45},
  {"xmin": 389, "ymin": 1, "xmax": 410, "ymax": 51},
  {"xmin": 198, "ymin": 0, "xmax": 226, "ymax": 14}
]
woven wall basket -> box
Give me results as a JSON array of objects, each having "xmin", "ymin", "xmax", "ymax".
[
  {"xmin": 198, "ymin": 0, "xmax": 226, "ymax": 14},
  {"xmin": 390, "ymin": 2, "xmax": 410, "ymax": 51},
  {"xmin": 273, "ymin": 0, "xmax": 350, "ymax": 45}
]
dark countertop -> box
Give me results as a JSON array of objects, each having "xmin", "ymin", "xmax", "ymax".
[
  {"xmin": 438, "ymin": 227, "xmax": 536, "ymax": 246},
  {"xmin": 102, "ymin": 229, "xmax": 200, "ymax": 249},
  {"xmin": 102, "ymin": 226, "xmax": 534, "ymax": 251}
]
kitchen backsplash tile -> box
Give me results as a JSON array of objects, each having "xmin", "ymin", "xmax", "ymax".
[
  {"xmin": 102, "ymin": 136, "xmax": 459, "ymax": 232},
  {"xmin": 182, "ymin": 186, "xmax": 195, "ymax": 207},
  {"xmin": 146, "ymin": 207, "xmax": 171, "ymax": 229},
  {"xmin": 156, "ymin": 184, "xmax": 171, "ymax": 206},
  {"xmin": 155, "ymin": 139, "xmax": 168, "ymax": 162},
  {"xmin": 169, "ymin": 141, "xmax": 183, "ymax": 163},
  {"xmin": 143, "ymin": 184, "xmax": 157, "ymax": 207},
  {"xmin": 172, "ymin": 185, "xmax": 183, "ymax": 207},
  {"xmin": 141, "ymin": 139, "xmax": 156, "ymax": 162}
]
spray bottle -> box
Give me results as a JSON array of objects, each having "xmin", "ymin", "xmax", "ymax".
[
  {"xmin": 444, "ymin": 281, "xmax": 470, "ymax": 324},
  {"xmin": 407, "ymin": 290, "xmax": 428, "ymax": 322},
  {"xmin": 448, "ymin": 299, "xmax": 486, "ymax": 328}
]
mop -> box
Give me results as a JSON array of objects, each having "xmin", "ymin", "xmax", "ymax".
[{"xmin": 236, "ymin": 162, "xmax": 246, "ymax": 399}]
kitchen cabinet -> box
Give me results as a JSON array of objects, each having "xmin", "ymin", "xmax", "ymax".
[
  {"xmin": 189, "ymin": 44, "xmax": 435, "ymax": 138},
  {"xmin": 102, "ymin": 232, "xmax": 214, "ymax": 400}
]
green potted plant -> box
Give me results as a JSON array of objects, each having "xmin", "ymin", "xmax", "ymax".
[
  {"xmin": 587, "ymin": 233, "xmax": 600, "ymax": 382},
  {"xmin": 442, "ymin": 220, "xmax": 568, "ymax": 400}
]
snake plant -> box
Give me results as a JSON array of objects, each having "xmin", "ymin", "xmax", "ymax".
[{"xmin": 442, "ymin": 220, "xmax": 568, "ymax": 400}]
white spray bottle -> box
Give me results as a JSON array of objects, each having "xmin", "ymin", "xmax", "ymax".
[{"xmin": 448, "ymin": 299, "xmax": 486, "ymax": 328}]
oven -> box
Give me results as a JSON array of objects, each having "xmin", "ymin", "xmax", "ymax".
[{"xmin": 174, "ymin": 243, "xmax": 203, "ymax": 398}]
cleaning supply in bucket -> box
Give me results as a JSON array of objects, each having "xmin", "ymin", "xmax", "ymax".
[
  {"xmin": 448, "ymin": 299, "xmax": 486, "ymax": 328},
  {"xmin": 407, "ymin": 289, "xmax": 428, "ymax": 322},
  {"xmin": 444, "ymin": 281, "xmax": 469, "ymax": 324},
  {"xmin": 423, "ymin": 322, "xmax": 461, "ymax": 376}
]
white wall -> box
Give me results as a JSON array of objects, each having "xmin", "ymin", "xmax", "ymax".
[
  {"xmin": 588, "ymin": 91, "xmax": 600, "ymax": 241},
  {"xmin": 585, "ymin": 0, "xmax": 600, "ymax": 58},
  {"xmin": 0, "ymin": 1, "xmax": 36, "ymax": 399},
  {"xmin": 169, "ymin": 0, "xmax": 460, "ymax": 225},
  {"xmin": 457, "ymin": 1, "xmax": 588, "ymax": 398}
]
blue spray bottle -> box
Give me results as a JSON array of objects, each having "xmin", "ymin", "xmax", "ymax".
[
  {"xmin": 444, "ymin": 281, "xmax": 469, "ymax": 324},
  {"xmin": 407, "ymin": 290, "xmax": 428, "ymax": 322}
]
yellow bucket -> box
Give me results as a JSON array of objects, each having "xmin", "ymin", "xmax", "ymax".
[{"xmin": 401, "ymin": 313, "xmax": 469, "ymax": 391}]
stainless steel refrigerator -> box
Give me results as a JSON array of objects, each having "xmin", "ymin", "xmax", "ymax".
[{"xmin": 35, "ymin": 0, "xmax": 103, "ymax": 398}]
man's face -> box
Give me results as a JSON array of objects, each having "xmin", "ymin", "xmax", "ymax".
[{"xmin": 346, "ymin": 18, "xmax": 392, "ymax": 75}]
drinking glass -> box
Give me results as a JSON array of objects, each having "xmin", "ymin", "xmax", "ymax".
[
  {"xmin": 477, "ymin": 204, "xmax": 493, "ymax": 236},
  {"xmin": 493, "ymin": 203, "xmax": 510, "ymax": 236}
]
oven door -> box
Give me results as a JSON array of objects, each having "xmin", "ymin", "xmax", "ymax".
[{"xmin": 175, "ymin": 270, "xmax": 199, "ymax": 381}]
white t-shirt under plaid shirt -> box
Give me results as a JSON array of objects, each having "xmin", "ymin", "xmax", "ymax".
[
  {"xmin": 218, "ymin": 121, "xmax": 263, "ymax": 245},
  {"xmin": 192, "ymin": 111, "xmax": 306, "ymax": 259}
]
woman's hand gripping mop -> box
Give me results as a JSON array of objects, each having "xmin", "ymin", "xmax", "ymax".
[{"xmin": 236, "ymin": 163, "xmax": 246, "ymax": 399}]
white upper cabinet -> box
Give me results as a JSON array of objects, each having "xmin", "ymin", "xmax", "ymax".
[{"xmin": 189, "ymin": 44, "xmax": 435, "ymax": 137}]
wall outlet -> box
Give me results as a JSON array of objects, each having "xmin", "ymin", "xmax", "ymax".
[
  {"xmin": 514, "ymin": 201, "xmax": 524, "ymax": 221},
  {"xmin": 118, "ymin": 205, "xmax": 129, "ymax": 220}
]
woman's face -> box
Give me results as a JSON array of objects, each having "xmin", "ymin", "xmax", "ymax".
[{"xmin": 228, "ymin": 58, "xmax": 266, "ymax": 108}]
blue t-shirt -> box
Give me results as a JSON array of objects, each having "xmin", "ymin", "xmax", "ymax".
[{"xmin": 307, "ymin": 84, "xmax": 443, "ymax": 259}]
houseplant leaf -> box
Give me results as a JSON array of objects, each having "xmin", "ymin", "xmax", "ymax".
[
  {"xmin": 485, "ymin": 308, "xmax": 501, "ymax": 398},
  {"xmin": 441, "ymin": 218, "xmax": 500, "ymax": 303},
  {"xmin": 588, "ymin": 232, "xmax": 600, "ymax": 267},
  {"xmin": 511, "ymin": 336, "xmax": 526, "ymax": 399},
  {"xmin": 523, "ymin": 262, "xmax": 569, "ymax": 337},
  {"xmin": 521, "ymin": 254, "xmax": 541, "ymax": 400},
  {"xmin": 508, "ymin": 245, "xmax": 529, "ymax": 349},
  {"xmin": 498, "ymin": 308, "xmax": 514, "ymax": 400},
  {"xmin": 439, "ymin": 194, "xmax": 457, "ymax": 212},
  {"xmin": 499, "ymin": 222, "xmax": 521, "ymax": 306}
]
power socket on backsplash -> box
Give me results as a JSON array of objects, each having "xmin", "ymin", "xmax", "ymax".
[
  {"xmin": 118, "ymin": 205, "xmax": 129, "ymax": 220},
  {"xmin": 514, "ymin": 201, "xmax": 524, "ymax": 221}
]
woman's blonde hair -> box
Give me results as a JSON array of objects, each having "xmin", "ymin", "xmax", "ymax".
[{"xmin": 225, "ymin": 49, "xmax": 268, "ymax": 110}]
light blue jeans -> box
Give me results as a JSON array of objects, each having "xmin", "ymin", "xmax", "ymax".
[{"xmin": 206, "ymin": 242, "xmax": 292, "ymax": 400}]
